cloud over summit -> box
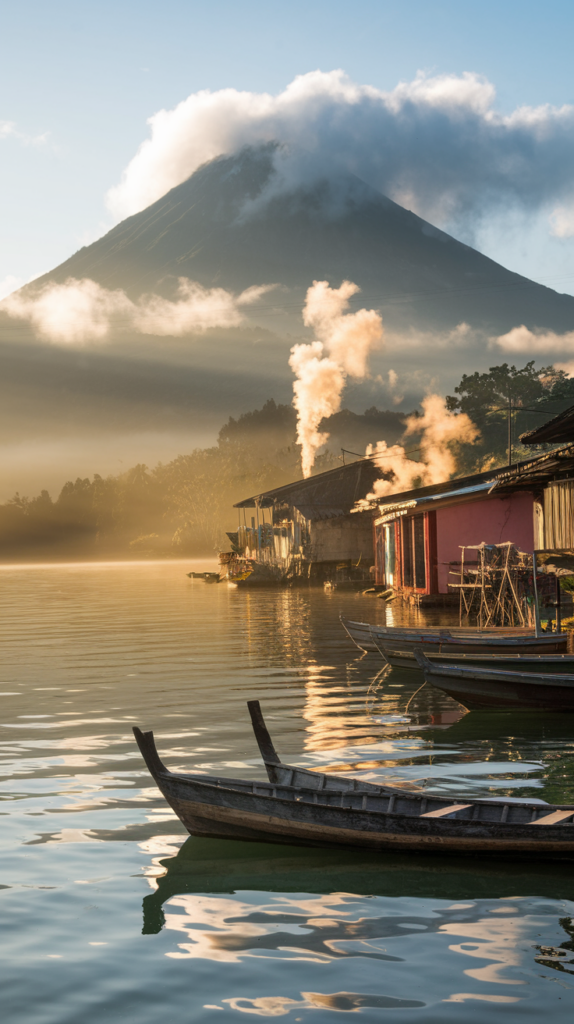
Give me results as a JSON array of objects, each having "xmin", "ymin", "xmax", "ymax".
[{"xmin": 107, "ymin": 69, "xmax": 574, "ymax": 238}]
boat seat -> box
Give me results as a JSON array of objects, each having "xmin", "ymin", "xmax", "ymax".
[
  {"xmin": 532, "ymin": 810, "xmax": 574, "ymax": 825},
  {"xmin": 420, "ymin": 803, "xmax": 472, "ymax": 818}
]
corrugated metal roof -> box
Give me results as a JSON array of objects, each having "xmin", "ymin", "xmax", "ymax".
[
  {"xmin": 234, "ymin": 459, "xmax": 383, "ymax": 516},
  {"xmin": 376, "ymin": 482, "xmax": 495, "ymax": 521},
  {"xmin": 234, "ymin": 442, "xmax": 574, "ymax": 520},
  {"xmin": 520, "ymin": 405, "xmax": 574, "ymax": 445}
]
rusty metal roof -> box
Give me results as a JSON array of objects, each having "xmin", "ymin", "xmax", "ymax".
[
  {"xmin": 520, "ymin": 404, "xmax": 574, "ymax": 445},
  {"xmin": 234, "ymin": 459, "xmax": 382, "ymax": 516}
]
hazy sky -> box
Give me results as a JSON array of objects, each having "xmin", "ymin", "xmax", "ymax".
[{"xmin": 2, "ymin": 0, "xmax": 574, "ymax": 298}]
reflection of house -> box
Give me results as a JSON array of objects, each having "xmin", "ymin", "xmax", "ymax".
[
  {"xmin": 370, "ymin": 445, "xmax": 574, "ymax": 603},
  {"xmin": 231, "ymin": 460, "xmax": 383, "ymax": 583}
]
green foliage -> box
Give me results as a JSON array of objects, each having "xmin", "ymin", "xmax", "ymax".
[
  {"xmin": 3, "ymin": 369, "xmax": 571, "ymax": 561},
  {"xmin": 0, "ymin": 398, "xmax": 409, "ymax": 561},
  {"xmin": 0, "ymin": 440, "xmax": 309, "ymax": 562},
  {"xmin": 446, "ymin": 361, "xmax": 574, "ymax": 471}
]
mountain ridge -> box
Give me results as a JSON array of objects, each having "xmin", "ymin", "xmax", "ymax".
[{"xmin": 26, "ymin": 144, "xmax": 574, "ymax": 336}]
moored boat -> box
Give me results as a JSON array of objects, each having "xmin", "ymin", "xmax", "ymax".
[
  {"xmin": 133, "ymin": 700, "xmax": 574, "ymax": 859},
  {"xmin": 341, "ymin": 617, "xmax": 567, "ymax": 656},
  {"xmin": 414, "ymin": 650, "xmax": 574, "ymax": 711},
  {"xmin": 382, "ymin": 650, "xmax": 574, "ymax": 672}
]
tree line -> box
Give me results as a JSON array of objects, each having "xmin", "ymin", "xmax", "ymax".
[{"xmin": 1, "ymin": 363, "xmax": 573, "ymax": 562}]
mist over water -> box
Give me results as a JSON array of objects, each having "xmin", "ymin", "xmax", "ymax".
[{"xmin": 1, "ymin": 562, "xmax": 573, "ymax": 1022}]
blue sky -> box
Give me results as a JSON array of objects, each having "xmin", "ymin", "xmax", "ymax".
[{"xmin": 2, "ymin": 0, "xmax": 574, "ymax": 295}]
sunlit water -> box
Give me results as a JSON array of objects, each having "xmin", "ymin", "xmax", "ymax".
[{"xmin": 1, "ymin": 561, "xmax": 573, "ymax": 1022}]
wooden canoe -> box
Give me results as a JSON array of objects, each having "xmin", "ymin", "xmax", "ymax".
[
  {"xmin": 341, "ymin": 617, "xmax": 567, "ymax": 656},
  {"xmin": 414, "ymin": 650, "xmax": 574, "ymax": 711},
  {"xmin": 133, "ymin": 700, "xmax": 574, "ymax": 859},
  {"xmin": 383, "ymin": 650, "xmax": 574, "ymax": 672}
]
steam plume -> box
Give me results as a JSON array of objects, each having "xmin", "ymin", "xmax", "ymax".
[
  {"xmin": 1, "ymin": 277, "xmax": 274, "ymax": 344},
  {"xmin": 362, "ymin": 395, "xmax": 479, "ymax": 502},
  {"xmin": 290, "ymin": 280, "xmax": 383, "ymax": 477}
]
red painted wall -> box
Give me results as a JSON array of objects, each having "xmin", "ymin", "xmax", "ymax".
[{"xmin": 435, "ymin": 492, "xmax": 534, "ymax": 592}]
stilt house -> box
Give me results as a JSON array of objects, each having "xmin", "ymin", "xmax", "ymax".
[
  {"xmin": 231, "ymin": 459, "xmax": 383, "ymax": 583},
  {"xmin": 370, "ymin": 444, "xmax": 574, "ymax": 603}
]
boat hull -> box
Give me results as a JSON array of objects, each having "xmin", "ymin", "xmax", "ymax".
[
  {"xmin": 341, "ymin": 618, "xmax": 567, "ymax": 657},
  {"xmin": 385, "ymin": 652, "xmax": 574, "ymax": 672},
  {"xmin": 420, "ymin": 663, "xmax": 574, "ymax": 711},
  {"xmin": 133, "ymin": 713, "xmax": 574, "ymax": 860},
  {"xmin": 154, "ymin": 770, "xmax": 574, "ymax": 858}
]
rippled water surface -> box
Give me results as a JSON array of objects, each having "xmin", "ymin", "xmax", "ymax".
[{"xmin": 1, "ymin": 561, "xmax": 574, "ymax": 1022}]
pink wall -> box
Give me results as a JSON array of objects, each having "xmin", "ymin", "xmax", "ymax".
[{"xmin": 435, "ymin": 492, "xmax": 534, "ymax": 592}]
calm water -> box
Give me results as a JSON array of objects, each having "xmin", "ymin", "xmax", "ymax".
[{"xmin": 1, "ymin": 561, "xmax": 574, "ymax": 1023}]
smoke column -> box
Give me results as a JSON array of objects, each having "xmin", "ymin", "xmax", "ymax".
[
  {"xmin": 362, "ymin": 394, "xmax": 479, "ymax": 501},
  {"xmin": 290, "ymin": 280, "xmax": 383, "ymax": 477}
]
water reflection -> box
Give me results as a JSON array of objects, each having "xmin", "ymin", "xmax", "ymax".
[
  {"xmin": 223, "ymin": 991, "xmax": 427, "ymax": 1014},
  {"xmin": 142, "ymin": 836, "xmax": 574, "ymax": 933},
  {"xmin": 2, "ymin": 564, "xmax": 574, "ymax": 1023},
  {"xmin": 139, "ymin": 837, "xmax": 574, "ymax": 1015}
]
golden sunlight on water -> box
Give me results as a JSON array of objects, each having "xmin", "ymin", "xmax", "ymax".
[{"xmin": 1, "ymin": 562, "xmax": 573, "ymax": 1022}]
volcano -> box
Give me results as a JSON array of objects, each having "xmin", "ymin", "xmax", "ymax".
[
  {"xmin": 29, "ymin": 144, "xmax": 574, "ymax": 336},
  {"xmin": 2, "ymin": 144, "xmax": 574, "ymax": 496}
]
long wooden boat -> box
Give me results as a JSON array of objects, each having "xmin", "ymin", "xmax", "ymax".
[
  {"xmin": 341, "ymin": 617, "xmax": 567, "ymax": 656},
  {"xmin": 133, "ymin": 700, "xmax": 574, "ymax": 859},
  {"xmin": 414, "ymin": 650, "xmax": 574, "ymax": 711},
  {"xmin": 382, "ymin": 650, "xmax": 574, "ymax": 672}
]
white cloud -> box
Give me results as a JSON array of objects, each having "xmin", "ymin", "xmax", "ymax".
[
  {"xmin": 0, "ymin": 120, "xmax": 48, "ymax": 146},
  {"xmin": 384, "ymin": 321, "xmax": 476, "ymax": 353},
  {"xmin": 1, "ymin": 277, "xmax": 275, "ymax": 345},
  {"xmin": 493, "ymin": 324, "xmax": 574, "ymax": 355},
  {"xmin": 106, "ymin": 69, "xmax": 574, "ymax": 239}
]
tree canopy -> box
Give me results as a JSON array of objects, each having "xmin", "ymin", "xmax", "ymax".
[{"xmin": 446, "ymin": 361, "xmax": 574, "ymax": 470}]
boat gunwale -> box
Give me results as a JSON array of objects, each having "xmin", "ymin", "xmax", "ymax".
[
  {"xmin": 133, "ymin": 720, "xmax": 574, "ymax": 819},
  {"xmin": 152, "ymin": 768, "xmax": 574, "ymax": 816},
  {"xmin": 418, "ymin": 658, "xmax": 574, "ymax": 686}
]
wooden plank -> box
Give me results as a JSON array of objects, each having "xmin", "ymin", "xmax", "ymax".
[
  {"xmin": 247, "ymin": 700, "xmax": 281, "ymax": 764},
  {"xmin": 421, "ymin": 803, "xmax": 473, "ymax": 818},
  {"xmin": 532, "ymin": 810, "xmax": 574, "ymax": 825}
]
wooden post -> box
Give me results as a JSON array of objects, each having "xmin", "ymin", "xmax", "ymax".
[
  {"xmin": 533, "ymin": 551, "xmax": 542, "ymax": 638},
  {"xmin": 508, "ymin": 397, "xmax": 513, "ymax": 467}
]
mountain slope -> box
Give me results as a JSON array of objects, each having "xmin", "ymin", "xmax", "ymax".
[
  {"xmin": 32, "ymin": 145, "xmax": 574, "ymax": 335},
  {"xmin": 2, "ymin": 144, "xmax": 574, "ymax": 498}
]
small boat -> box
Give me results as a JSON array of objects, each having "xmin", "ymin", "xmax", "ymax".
[
  {"xmin": 133, "ymin": 701, "xmax": 574, "ymax": 859},
  {"xmin": 220, "ymin": 558, "xmax": 284, "ymax": 587},
  {"xmin": 383, "ymin": 650, "xmax": 574, "ymax": 672},
  {"xmin": 186, "ymin": 572, "xmax": 220, "ymax": 582},
  {"xmin": 341, "ymin": 617, "xmax": 567, "ymax": 656},
  {"xmin": 414, "ymin": 650, "xmax": 574, "ymax": 711}
]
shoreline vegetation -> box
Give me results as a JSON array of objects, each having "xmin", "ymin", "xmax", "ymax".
[
  {"xmin": 1, "ymin": 363, "xmax": 572, "ymax": 563},
  {"xmin": 0, "ymin": 401, "xmax": 406, "ymax": 564}
]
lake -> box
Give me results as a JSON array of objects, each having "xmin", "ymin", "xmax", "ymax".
[{"xmin": 1, "ymin": 561, "xmax": 573, "ymax": 1022}]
